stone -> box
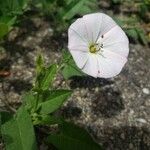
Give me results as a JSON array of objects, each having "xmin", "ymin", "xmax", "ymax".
[{"xmin": 142, "ymin": 88, "xmax": 150, "ymax": 95}]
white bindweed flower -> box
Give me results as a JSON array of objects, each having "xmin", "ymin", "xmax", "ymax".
[{"xmin": 68, "ymin": 13, "xmax": 129, "ymax": 78}]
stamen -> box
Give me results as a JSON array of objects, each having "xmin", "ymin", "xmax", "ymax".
[{"xmin": 89, "ymin": 43, "xmax": 103, "ymax": 53}]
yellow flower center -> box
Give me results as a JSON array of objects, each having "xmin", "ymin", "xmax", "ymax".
[
  {"xmin": 89, "ymin": 43, "xmax": 103, "ymax": 54},
  {"xmin": 89, "ymin": 44, "xmax": 97, "ymax": 53}
]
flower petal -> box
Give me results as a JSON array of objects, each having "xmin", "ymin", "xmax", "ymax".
[
  {"xmin": 100, "ymin": 26, "xmax": 129, "ymax": 57},
  {"xmin": 70, "ymin": 50, "xmax": 88, "ymax": 69},
  {"xmin": 82, "ymin": 13, "xmax": 103, "ymax": 43},
  {"xmin": 82, "ymin": 13, "xmax": 116, "ymax": 43},
  {"xmin": 69, "ymin": 45, "xmax": 88, "ymax": 52},
  {"xmin": 68, "ymin": 18, "xmax": 89, "ymax": 51},
  {"xmin": 97, "ymin": 50, "xmax": 127, "ymax": 78},
  {"xmin": 82, "ymin": 54, "xmax": 98, "ymax": 77},
  {"xmin": 104, "ymin": 41, "xmax": 129, "ymax": 58},
  {"xmin": 97, "ymin": 13, "xmax": 117, "ymax": 37}
]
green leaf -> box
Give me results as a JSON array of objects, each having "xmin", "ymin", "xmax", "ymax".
[
  {"xmin": 126, "ymin": 28, "xmax": 148, "ymax": 45},
  {"xmin": 40, "ymin": 64, "xmax": 57, "ymax": 90},
  {"xmin": 136, "ymin": 28, "xmax": 148, "ymax": 45},
  {"xmin": 0, "ymin": 23, "xmax": 8, "ymax": 39},
  {"xmin": 42, "ymin": 89, "xmax": 70, "ymax": 101},
  {"xmin": 0, "ymin": 16, "xmax": 16, "ymax": 29},
  {"xmin": 18, "ymin": 0, "xmax": 29, "ymax": 9},
  {"xmin": 1, "ymin": 107, "xmax": 37, "ymax": 150},
  {"xmin": 38, "ymin": 90, "xmax": 72, "ymax": 114},
  {"xmin": 0, "ymin": 112, "xmax": 13, "ymax": 127},
  {"xmin": 60, "ymin": 0, "xmax": 87, "ymax": 20},
  {"xmin": 22, "ymin": 91, "xmax": 36, "ymax": 111},
  {"xmin": 0, "ymin": 0, "xmax": 28, "ymax": 16},
  {"xmin": 77, "ymin": 0, "xmax": 98, "ymax": 15},
  {"xmin": 126, "ymin": 28, "xmax": 139, "ymax": 40},
  {"xmin": 62, "ymin": 63, "xmax": 84, "ymax": 79},
  {"xmin": 47, "ymin": 121, "xmax": 102, "ymax": 150}
]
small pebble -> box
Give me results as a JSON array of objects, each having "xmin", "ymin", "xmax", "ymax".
[
  {"xmin": 142, "ymin": 88, "xmax": 149, "ymax": 95},
  {"xmin": 136, "ymin": 118, "xmax": 147, "ymax": 124},
  {"xmin": 95, "ymin": 87, "xmax": 99, "ymax": 92}
]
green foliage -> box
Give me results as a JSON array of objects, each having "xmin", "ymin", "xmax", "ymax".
[
  {"xmin": 41, "ymin": 89, "xmax": 71, "ymax": 102},
  {"xmin": 0, "ymin": 16, "xmax": 17, "ymax": 40},
  {"xmin": 32, "ymin": 55, "xmax": 72, "ymax": 115},
  {"xmin": 38, "ymin": 90, "xmax": 72, "ymax": 115},
  {"xmin": 139, "ymin": 0, "xmax": 150, "ymax": 22},
  {"xmin": 36, "ymin": 0, "xmax": 98, "ymax": 21},
  {"xmin": 21, "ymin": 55, "xmax": 101, "ymax": 149},
  {"xmin": 36, "ymin": 54, "xmax": 44, "ymax": 75},
  {"xmin": 0, "ymin": 41, "xmax": 102, "ymax": 149},
  {"xmin": 62, "ymin": 62, "xmax": 84, "ymax": 79},
  {"xmin": 62, "ymin": 50, "xmax": 84, "ymax": 79},
  {"xmin": 136, "ymin": 28, "xmax": 148, "ymax": 45},
  {"xmin": 59, "ymin": 0, "xmax": 88, "ymax": 20},
  {"xmin": 114, "ymin": 16, "xmax": 148, "ymax": 45},
  {"xmin": 0, "ymin": 23, "xmax": 8, "ymax": 39},
  {"xmin": 0, "ymin": 0, "xmax": 30, "ymax": 40},
  {"xmin": 32, "ymin": 0, "xmax": 56, "ymax": 15},
  {"xmin": 24, "ymin": 55, "xmax": 73, "ymax": 116},
  {"xmin": 1, "ymin": 0, "xmax": 13, "ymax": 15},
  {"xmin": 126, "ymin": 28, "xmax": 139, "ymax": 40},
  {"xmin": 77, "ymin": 0, "xmax": 98, "ymax": 15},
  {"xmin": 0, "ymin": 0, "xmax": 29, "ymax": 16},
  {"xmin": 0, "ymin": 16, "xmax": 17, "ymax": 30},
  {"xmin": 33, "ymin": 0, "xmax": 98, "ymax": 32},
  {"xmin": 35, "ymin": 54, "xmax": 57, "ymax": 91},
  {"xmin": 35, "ymin": 64, "xmax": 57, "ymax": 91},
  {"xmin": 1, "ymin": 107, "xmax": 37, "ymax": 150},
  {"xmin": 126, "ymin": 28, "xmax": 148, "ymax": 45},
  {"xmin": 47, "ymin": 121, "xmax": 102, "ymax": 150},
  {"xmin": 22, "ymin": 91, "xmax": 36, "ymax": 112}
]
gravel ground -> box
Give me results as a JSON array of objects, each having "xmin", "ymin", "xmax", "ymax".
[{"xmin": 0, "ymin": 15, "xmax": 150, "ymax": 150}]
